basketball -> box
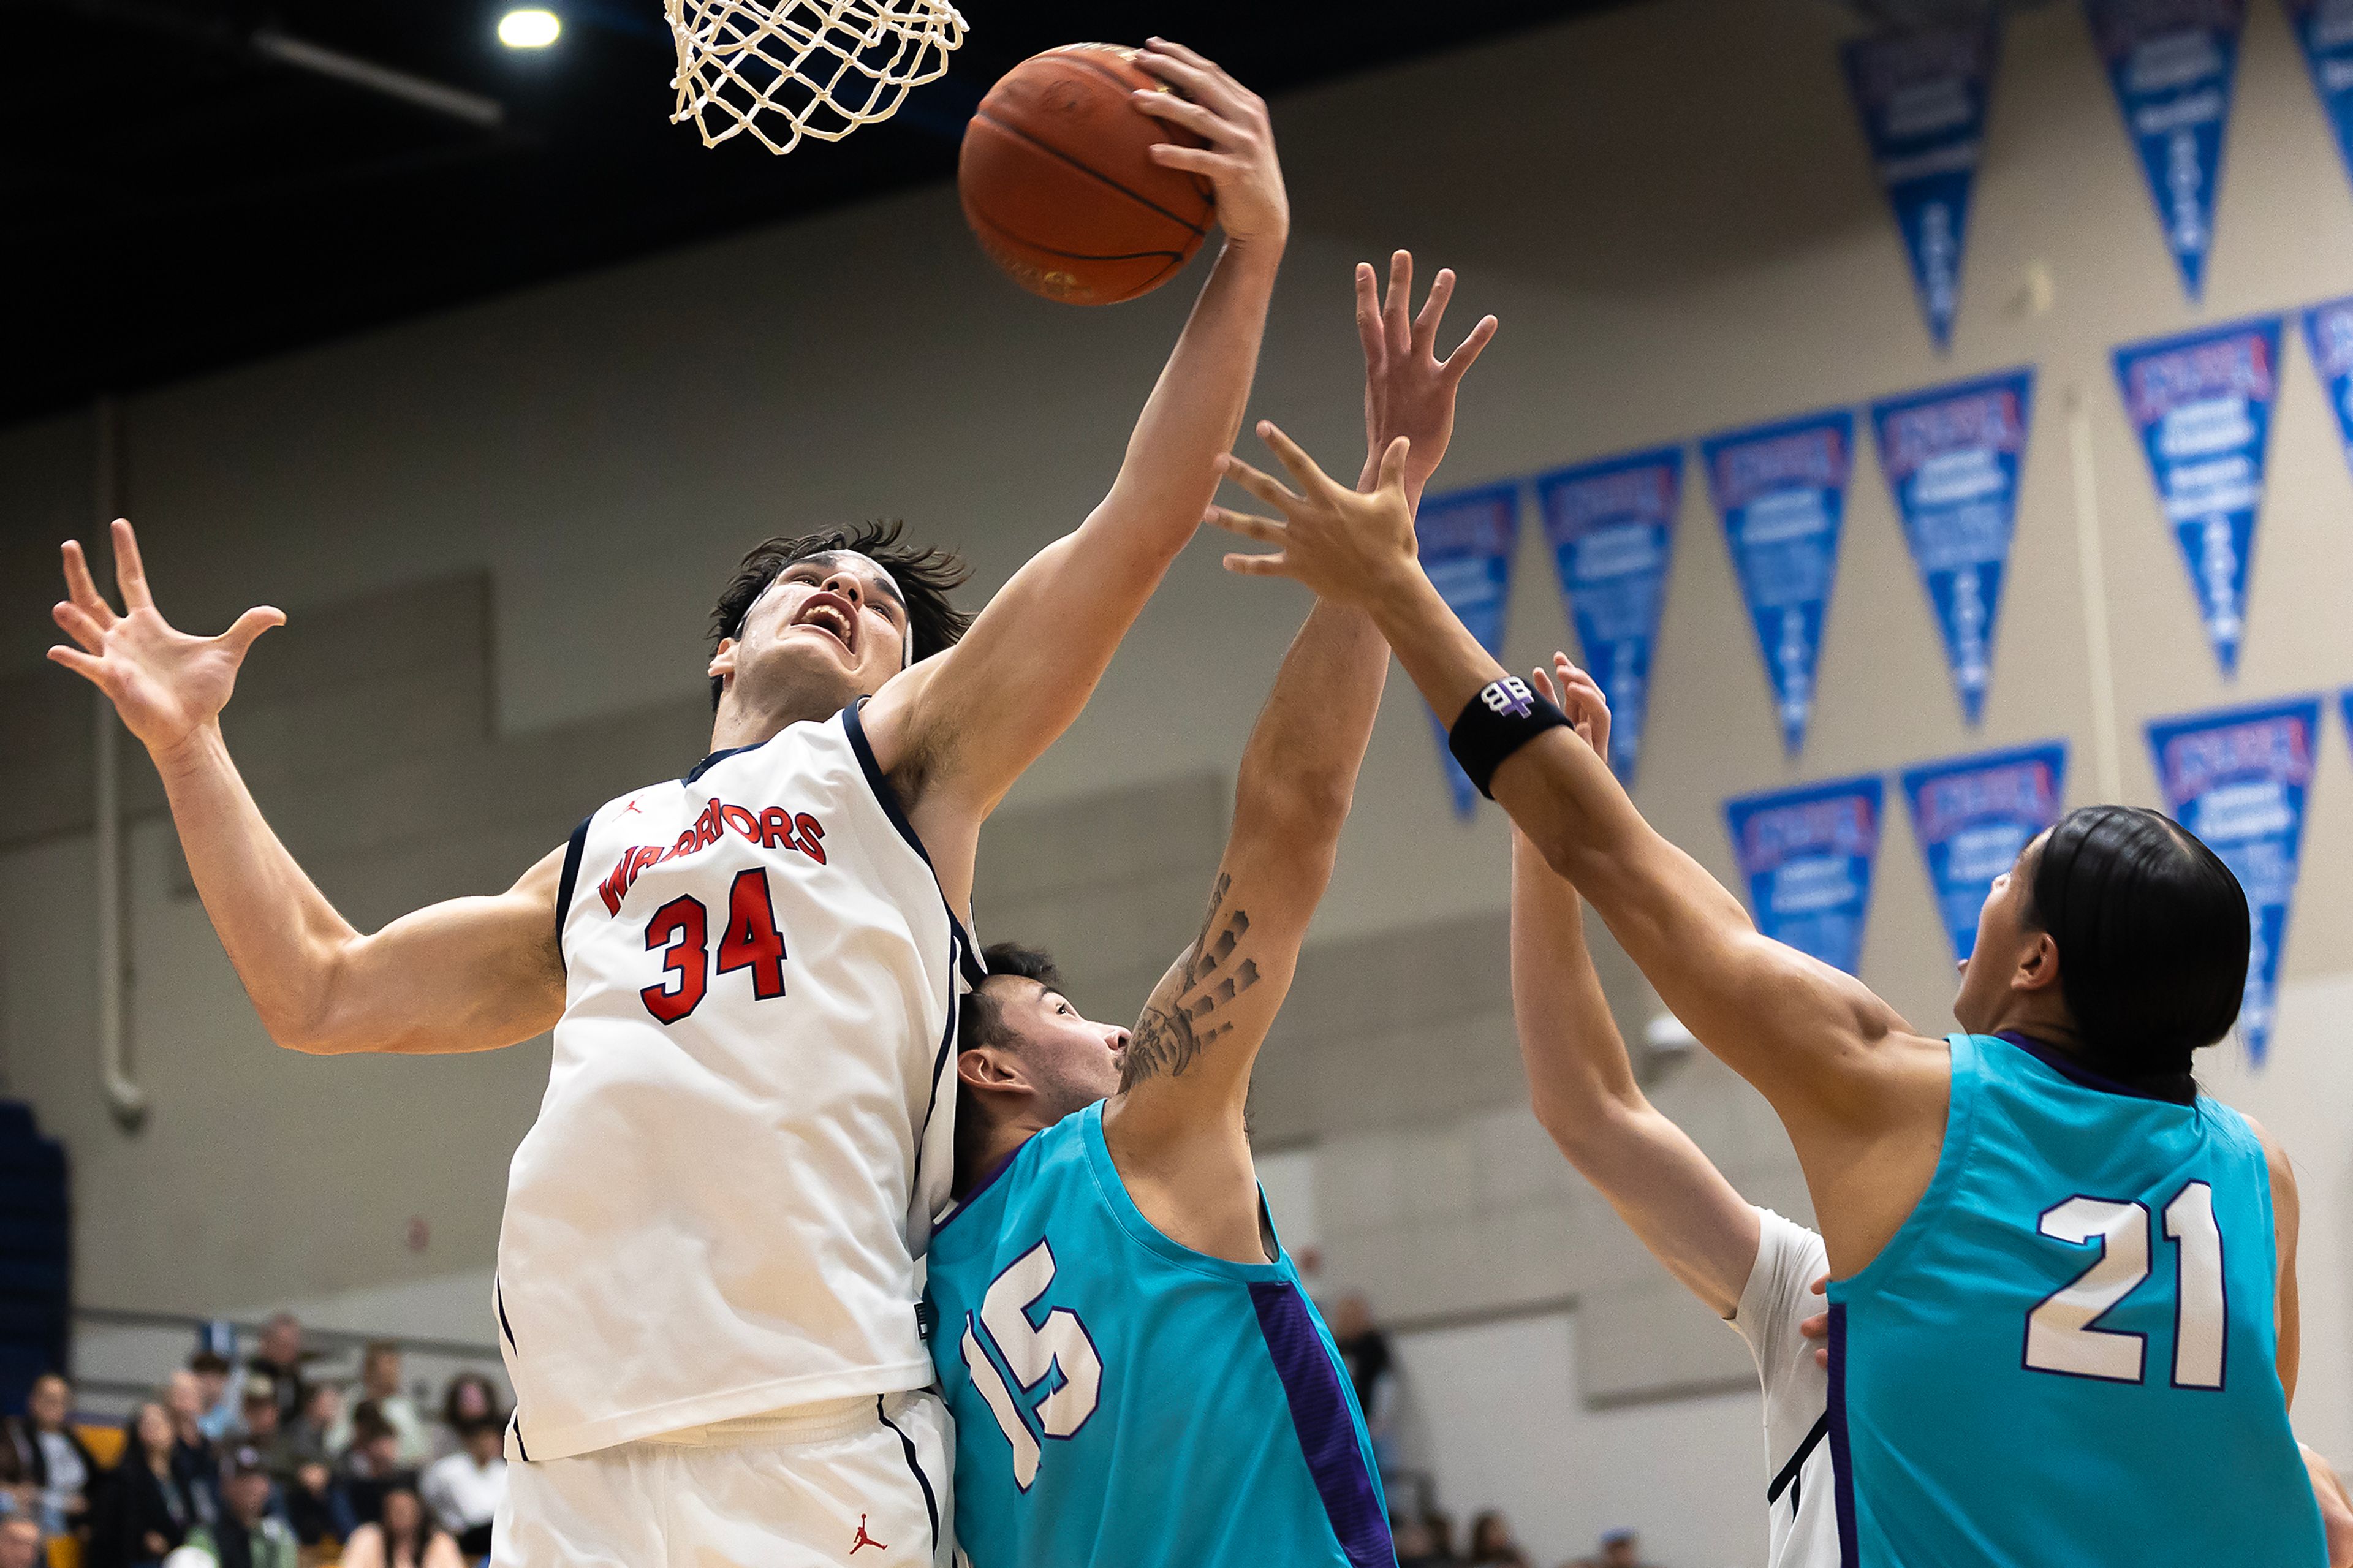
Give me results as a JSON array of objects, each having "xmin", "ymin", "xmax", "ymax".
[{"xmin": 958, "ymin": 44, "xmax": 1215, "ymax": 305}]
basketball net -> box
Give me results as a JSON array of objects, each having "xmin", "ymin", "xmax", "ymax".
[{"xmin": 663, "ymin": 0, "xmax": 967, "ymax": 156}]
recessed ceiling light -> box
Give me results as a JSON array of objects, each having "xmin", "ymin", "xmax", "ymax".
[{"xmin": 498, "ymin": 9, "xmax": 562, "ymax": 47}]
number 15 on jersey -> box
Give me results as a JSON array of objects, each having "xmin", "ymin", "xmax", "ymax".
[{"xmin": 959, "ymin": 1240, "xmax": 1105, "ymax": 1490}]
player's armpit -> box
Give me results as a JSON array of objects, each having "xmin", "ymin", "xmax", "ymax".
[
  {"xmin": 1099, "ymin": 866, "xmax": 1311, "ymax": 1267},
  {"xmin": 295, "ymin": 844, "xmax": 568, "ymax": 1056}
]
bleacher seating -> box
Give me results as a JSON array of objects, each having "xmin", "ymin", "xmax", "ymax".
[{"xmin": 0, "ymin": 1100, "xmax": 68, "ymax": 1418}]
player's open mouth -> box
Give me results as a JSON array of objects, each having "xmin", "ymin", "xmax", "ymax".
[{"xmin": 795, "ymin": 597, "xmax": 857, "ymax": 653}]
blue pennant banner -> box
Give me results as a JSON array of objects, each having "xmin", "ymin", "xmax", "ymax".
[
  {"xmin": 2085, "ymin": 0, "xmax": 2247, "ymax": 300},
  {"xmin": 1842, "ymin": 19, "xmax": 2001, "ymax": 349},
  {"xmin": 2146, "ymin": 695, "xmax": 2324, "ymax": 1067},
  {"xmin": 2303, "ymin": 296, "xmax": 2353, "ymax": 479},
  {"xmin": 2284, "ymin": 1, "xmax": 2353, "ymax": 203},
  {"xmin": 1724, "ymin": 776, "xmax": 1885, "ymax": 977},
  {"xmin": 1701, "ymin": 411, "xmax": 1855, "ymax": 754},
  {"xmin": 1900, "ymin": 741, "xmax": 2069, "ymax": 963},
  {"xmin": 1535, "ymin": 447, "xmax": 1684, "ymax": 784},
  {"xmin": 1870, "ymin": 369, "xmax": 2036, "ymax": 724},
  {"xmin": 2113, "ymin": 317, "xmax": 2283, "ymax": 676},
  {"xmin": 1417, "ymin": 482, "xmax": 1524, "ymax": 818}
]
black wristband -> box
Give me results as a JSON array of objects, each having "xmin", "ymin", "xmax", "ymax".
[{"xmin": 1447, "ymin": 677, "xmax": 1572, "ymax": 799}]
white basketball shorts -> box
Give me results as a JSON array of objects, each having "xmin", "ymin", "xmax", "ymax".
[{"xmin": 490, "ymin": 1390, "xmax": 952, "ymax": 1567}]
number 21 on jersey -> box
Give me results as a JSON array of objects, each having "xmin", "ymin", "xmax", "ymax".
[
  {"xmin": 960, "ymin": 1240, "xmax": 1104, "ymax": 1490},
  {"xmin": 2024, "ymin": 1181, "xmax": 2226, "ymax": 1389}
]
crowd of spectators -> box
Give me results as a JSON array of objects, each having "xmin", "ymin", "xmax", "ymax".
[
  {"xmin": 1389, "ymin": 1508, "xmax": 1665, "ymax": 1568},
  {"xmin": 1333, "ymin": 1297, "xmax": 1673, "ymax": 1568},
  {"xmin": 0, "ymin": 1314, "xmax": 507, "ymax": 1568}
]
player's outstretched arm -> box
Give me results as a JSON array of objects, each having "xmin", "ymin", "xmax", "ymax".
[
  {"xmin": 1507, "ymin": 664, "xmax": 1758, "ymax": 1318},
  {"xmin": 863, "ymin": 40, "xmax": 1286, "ymax": 855},
  {"xmin": 1208, "ymin": 434, "xmax": 1945, "ymax": 1263},
  {"xmin": 48, "ymin": 521, "xmax": 566, "ymax": 1056},
  {"xmin": 1104, "ymin": 258, "xmax": 1493, "ymax": 1263}
]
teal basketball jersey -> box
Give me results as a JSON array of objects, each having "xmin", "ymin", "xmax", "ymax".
[
  {"xmin": 926, "ymin": 1102, "xmax": 1393, "ymax": 1568},
  {"xmin": 1827, "ymin": 1033, "xmax": 2324, "ymax": 1566}
]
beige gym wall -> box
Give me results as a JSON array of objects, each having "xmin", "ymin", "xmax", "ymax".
[{"xmin": 4, "ymin": 0, "xmax": 2352, "ymax": 1558}]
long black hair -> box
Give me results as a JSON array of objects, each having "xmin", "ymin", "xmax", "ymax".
[
  {"xmin": 2021, "ymin": 805, "xmax": 2249, "ymax": 1097},
  {"xmin": 707, "ymin": 521, "xmax": 974, "ymax": 708}
]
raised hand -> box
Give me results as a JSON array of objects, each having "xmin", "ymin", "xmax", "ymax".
[
  {"xmin": 1211, "ymin": 422, "xmax": 1419, "ymax": 607},
  {"xmin": 48, "ymin": 518, "xmax": 284, "ymax": 759},
  {"xmin": 1529, "ymin": 653, "xmax": 1612, "ymax": 762},
  {"xmin": 1132, "ymin": 39, "xmax": 1288, "ymax": 251},
  {"xmin": 1356, "ymin": 251, "xmax": 1498, "ymax": 493}
]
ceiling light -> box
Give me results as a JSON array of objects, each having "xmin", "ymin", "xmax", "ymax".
[{"xmin": 498, "ymin": 9, "xmax": 562, "ymax": 47}]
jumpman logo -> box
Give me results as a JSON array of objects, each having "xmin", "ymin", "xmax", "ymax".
[
  {"xmin": 622, "ymin": 799, "xmax": 643, "ymax": 814},
  {"xmin": 849, "ymin": 1514, "xmax": 887, "ymax": 1555}
]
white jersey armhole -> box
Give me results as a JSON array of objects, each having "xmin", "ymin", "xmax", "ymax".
[{"xmin": 1728, "ymin": 1206, "xmax": 1835, "ymax": 1556}]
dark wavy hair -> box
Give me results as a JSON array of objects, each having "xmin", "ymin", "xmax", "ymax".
[
  {"xmin": 707, "ymin": 520, "xmax": 975, "ymax": 709},
  {"xmin": 958, "ymin": 943, "xmax": 1066, "ymax": 1056},
  {"xmin": 2021, "ymin": 805, "xmax": 2249, "ymax": 1097}
]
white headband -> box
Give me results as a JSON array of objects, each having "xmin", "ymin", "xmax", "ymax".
[{"xmin": 749, "ymin": 550, "xmax": 914, "ymax": 667}]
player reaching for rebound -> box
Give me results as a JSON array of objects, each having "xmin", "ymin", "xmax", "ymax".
[
  {"xmin": 928, "ymin": 253, "xmax": 1493, "ymax": 1568},
  {"xmin": 47, "ymin": 40, "xmax": 1285, "ymax": 1568},
  {"xmin": 1203, "ymin": 420, "xmax": 2331, "ymax": 1564},
  {"xmin": 1505, "ymin": 656, "xmax": 1832, "ymax": 1568},
  {"xmin": 1512, "ymin": 659, "xmax": 2353, "ymax": 1568}
]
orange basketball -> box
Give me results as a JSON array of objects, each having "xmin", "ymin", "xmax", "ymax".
[{"xmin": 958, "ymin": 44, "xmax": 1215, "ymax": 305}]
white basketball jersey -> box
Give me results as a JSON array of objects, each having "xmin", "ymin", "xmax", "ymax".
[
  {"xmin": 1729, "ymin": 1208, "xmax": 1836, "ymax": 1568},
  {"xmin": 496, "ymin": 704, "xmax": 980, "ymax": 1463}
]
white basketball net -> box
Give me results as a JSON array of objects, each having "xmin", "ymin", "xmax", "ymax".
[{"xmin": 664, "ymin": 0, "xmax": 968, "ymax": 156}]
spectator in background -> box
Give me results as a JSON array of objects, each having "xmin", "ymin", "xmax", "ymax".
[
  {"xmin": 244, "ymin": 1318, "xmax": 308, "ymax": 1430},
  {"xmin": 1390, "ymin": 1512, "xmax": 1452, "ymax": 1568},
  {"xmin": 186, "ymin": 1354, "xmax": 236, "ymax": 1444},
  {"xmin": 0, "ymin": 1517, "xmax": 41, "ymax": 1568},
  {"xmin": 175, "ymin": 1450, "xmax": 297, "ymax": 1568},
  {"xmin": 1424, "ymin": 1509, "xmax": 1461, "ymax": 1567},
  {"xmin": 159, "ymin": 1373, "xmax": 219, "ymax": 1529},
  {"xmin": 1468, "ymin": 1510, "xmax": 1533, "ymax": 1568},
  {"xmin": 431, "ymin": 1374, "xmax": 499, "ymax": 1461},
  {"xmin": 279, "ymin": 1463, "xmax": 352, "ymax": 1552},
  {"xmin": 1566, "ymin": 1527, "xmax": 1661, "ymax": 1568},
  {"xmin": 3, "ymin": 1373, "xmax": 97, "ymax": 1540},
  {"xmin": 90, "ymin": 1401, "xmax": 191, "ymax": 1568},
  {"xmin": 232, "ymin": 1377, "xmax": 298, "ymax": 1480},
  {"xmin": 329, "ymin": 1347, "xmax": 430, "ymax": 1469},
  {"xmin": 279, "ymin": 1384, "xmax": 341, "ymax": 1475},
  {"xmin": 1328, "ymin": 1295, "xmax": 1401, "ymax": 1474},
  {"xmin": 418, "ymin": 1420, "xmax": 502, "ymax": 1560},
  {"xmin": 337, "ymin": 1404, "xmax": 411, "ymax": 1529},
  {"xmin": 337, "ymin": 1485, "xmax": 460, "ymax": 1568}
]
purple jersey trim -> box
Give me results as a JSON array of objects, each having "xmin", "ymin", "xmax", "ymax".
[
  {"xmin": 1827, "ymin": 1301, "xmax": 1859, "ymax": 1566},
  {"xmin": 1994, "ymin": 1031, "xmax": 2195, "ymax": 1105},
  {"xmin": 1246, "ymin": 1281, "xmax": 1394, "ymax": 1568}
]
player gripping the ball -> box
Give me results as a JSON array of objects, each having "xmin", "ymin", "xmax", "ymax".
[{"xmin": 47, "ymin": 40, "xmax": 1286, "ymax": 1568}]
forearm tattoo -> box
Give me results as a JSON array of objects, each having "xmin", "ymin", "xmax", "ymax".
[{"xmin": 1120, "ymin": 873, "xmax": 1262, "ymax": 1090}]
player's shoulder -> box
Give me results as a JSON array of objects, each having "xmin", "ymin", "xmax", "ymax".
[{"xmin": 931, "ymin": 1116, "xmax": 1096, "ymax": 1261}]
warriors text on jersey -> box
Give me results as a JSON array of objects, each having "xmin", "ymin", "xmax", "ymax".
[
  {"xmin": 1827, "ymin": 1032, "xmax": 2324, "ymax": 1566},
  {"xmin": 927, "ymin": 1102, "xmax": 1393, "ymax": 1568},
  {"xmin": 498, "ymin": 705, "xmax": 980, "ymax": 1461}
]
